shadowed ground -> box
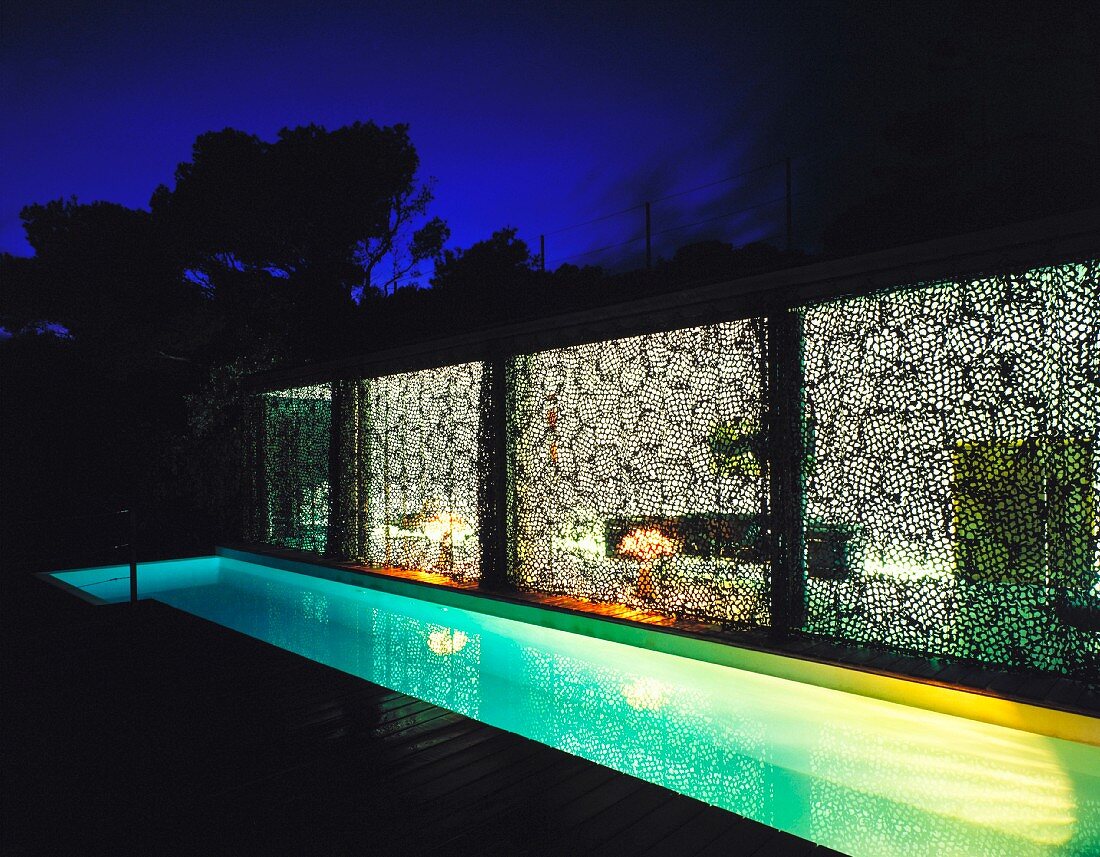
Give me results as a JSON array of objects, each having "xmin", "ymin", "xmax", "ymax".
[{"xmin": 2, "ymin": 573, "xmax": 841, "ymax": 856}]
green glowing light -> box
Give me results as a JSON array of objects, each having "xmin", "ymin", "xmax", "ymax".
[
  {"xmin": 251, "ymin": 260, "xmax": 1100, "ymax": 682},
  {"xmin": 57, "ymin": 555, "xmax": 1095, "ymax": 857}
]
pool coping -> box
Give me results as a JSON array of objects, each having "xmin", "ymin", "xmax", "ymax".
[
  {"xmin": 35, "ymin": 554, "xmax": 212, "ymax": 606},
  {"xmin": 214, "ymin": 545, "xmax": 1100, "ymax": 747},
  {"xmin": 36, "ymin": 569, "xmax": 111, "ymax": 605}
]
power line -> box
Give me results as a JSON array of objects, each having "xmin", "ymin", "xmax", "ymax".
[
  {"xmin": 649, "ymin": 159, "xmax": 784, "ymax": 206},
  {"xmin": 545, "ymin": 204, "xmax": 645, "ymax": 236},
  {"xmin": 546, "ymin": 188, "xmax": 816, "ymax": 269},
  {"xmin": 543, "ymin": 158, "xmax": 786, "ymax": 238},
  {"xmin": 650, "ymin": 194, "xmax": 789, "ymax": 239},
  {"xmin": 547, "ymin": 233, "xmax": 646, "ymax": 267},
  {"xmin": 545, "ymin": 106, "xmax": 1056, "ymax": 246}
]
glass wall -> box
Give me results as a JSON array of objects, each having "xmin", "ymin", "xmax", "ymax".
[
  {"xmin": 262, "ymin": 384, "xmax": 332, "ymax": 554},
  {"xmin": 248, "ymin": 259, "xmax": 1099, "ymax": 680},
  {"xmin": 800, "ymin": 262, "xmax": 1099, "ymax": 674},
  {"xmin": 508, "ymin": 321, "xmax": 770, "ymax": 627},
  {"xmin": 363, "ymin": 363, "xmax": 484, "ymax": 581},
  {"xmin": 259, "ymin": 365, "xmax": 484, "ymax": 582}
]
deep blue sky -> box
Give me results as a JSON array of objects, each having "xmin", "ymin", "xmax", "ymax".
[{"xmin": 3, "ymin": 1, "xmax": 1095, "ymax": 271}]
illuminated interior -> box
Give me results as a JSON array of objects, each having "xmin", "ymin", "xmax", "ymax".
[
  {"xmin": 262, "ymin": 384, "xmax": 332, "ymax": 554},
  {"xmin": 259, "ymin": 365, "xmax": 483, "ymax": 581},
  {"xmin": 508, "ymin": 321, "xmax": 771, "ymax": 626},
  {"xmin": 364, "ymin": 364, "xmax": 483, "ymax": 580},
  {"xmin": 800, "ymin": 263, "xmax": 1099, "ymax": 675},
  {"xmin": 253, "ymin": 261, "xmax": 1099, "ymax": 682}
]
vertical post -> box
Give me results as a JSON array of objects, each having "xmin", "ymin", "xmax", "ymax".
[
  {"xmin": 479, "ymin": 349, "xmax": 510, "ymax": 589},
  {"xmin": 243, "ymin": 394, "xmax": 266, "ymax": 543},
  {"xmin": 128, "ymin": 508, "xmax": 138, "ymax": 604},
  {"xmin": 785, "ymin": 157, "xmax": 793, "ymax": 253},
  {"xmin": 644, "ymin": 201, "xmax": 652, "ymax": 269},
  {"xmin": 242, "ymin": 396, "xmax": 254, "ymax": 542},
  {"xmin": 539, "ymin": 234, "xmax": 546, "ymax": 272},
  {"xmin": 356, "ymin": 379, "xmax": 370, "ymax": 562},
  {"xmin": 382, "ymin": 377, "xmax": 392, "ymax": 567},
  {"xmin": 255, "ymin": 396, "xmax": 268, "ymax": 543},
  {"xmin": 767, "ymin": 310, "xmax": 806, "ymax": 638},
  {"xmin": 327, "ymin": 380, "xmax": 347, "ymax": 559}
]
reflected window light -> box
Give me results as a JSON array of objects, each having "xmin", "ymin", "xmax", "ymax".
[
  {"xmin": 622, "ymin": 676, "xmax": 667, "ymax": 711},
  {"xmin": 427, "ymin": 628, "xmax": 469, "ymax": 656}
]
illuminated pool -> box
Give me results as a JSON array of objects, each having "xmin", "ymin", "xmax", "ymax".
[{"xmin": 49, "ymin": 553, "xmax": 1100, "ymax": 856}]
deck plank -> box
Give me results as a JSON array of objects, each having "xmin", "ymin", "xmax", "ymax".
[
  {"xmin": 642, "ymin": 801, "xmax": 743, "ymax": 855},
  {"xmin": 18, "ymin": 556, "xmax": 1097, "ymax": 857},
  {"xmin": 587, "ymin": 789, "xmax": 711, "ymax": 854},
  {"xmin": 3, "ymin": 575, "xmax": 829, "ymax": 855}
]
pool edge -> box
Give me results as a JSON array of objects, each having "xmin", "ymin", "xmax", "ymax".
[
  {"xmin": 215, "ymin": 545, "xmax": 1100, "ymax": 747},
  {"xmin": 35, "ymin": 570, "xmax": 113, "ymax": 605}
]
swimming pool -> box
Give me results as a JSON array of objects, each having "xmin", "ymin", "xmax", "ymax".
[{"xmin": 48, "ymin": 553, "xmax": 1100, "ymax": 856}]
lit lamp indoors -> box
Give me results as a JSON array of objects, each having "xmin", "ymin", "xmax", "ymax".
[
  {"xmin": 419, "ymin": 512, "xmax": 471, "ymax": 572},
  {"xmin": 617, "ymin": 526, "xmax": 681, "ymax": 600}
]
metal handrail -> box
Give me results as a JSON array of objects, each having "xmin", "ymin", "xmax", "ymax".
[{"xmin": 12, "ymin": 507, "xmax": 139, "ymax": 603}]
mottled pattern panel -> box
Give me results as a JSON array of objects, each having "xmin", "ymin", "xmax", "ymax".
[
  {"xmin": 263, "ymin": 384, "xmax": 332, "ymax": 554},
  {"xmin": 509, "ymin": 321, "xmax": 770, "ymax": 627},
  {"xmin": 363, "ymin": 363, "xmax": 484, "ymax": 581},
  {"xmin": 801, "ymin": 262, "xmax": 1099, "ymax": 677}
]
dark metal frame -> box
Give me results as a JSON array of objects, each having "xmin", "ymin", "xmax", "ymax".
[{"xmin": 241, "ymin": 208, "xmax": 1100, "ymax": 674}]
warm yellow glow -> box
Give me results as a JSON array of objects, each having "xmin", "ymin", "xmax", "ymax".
[
  {"xmin": 618, "ymin": 527, "xmax": 680, "ymax": 600},
  {"xmin": 863, "ymin": 549, "xmax": 954, "ymax": 583},
  {"xmin": 427, "ymin": 628, "xmax": 468, "ymax": 656},
  {"xmin": 806, "ymin": 723, "xmax": 1078, "ymax": 846},
  {"xmin": 618, "ymin": 527, "xmax": 680, "ymax": 561},
  {"xmin": 622, "ymin": 676, "xmax": 666, "ymax": 711},
  {"xmin": 420, "ymin": 512, "xmax": 472, "ymax": 545}
]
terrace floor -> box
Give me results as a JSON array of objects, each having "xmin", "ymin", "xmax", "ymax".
[{"xmin": 3, "ymin": 569, "xmax": 842, "ymax": 856}]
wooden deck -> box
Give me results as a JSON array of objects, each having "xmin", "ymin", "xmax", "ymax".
[{"xmin": 3, "ymin": 573, "xmax": 841, "ymax": 856}]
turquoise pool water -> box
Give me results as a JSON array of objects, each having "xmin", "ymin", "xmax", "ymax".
[{"xmin": 51, "ymin": 555, "xmax": 1100, "ymax": 856}]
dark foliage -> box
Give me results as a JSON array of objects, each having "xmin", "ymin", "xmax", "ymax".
[
  {"xmin": 1, "ymin": 122, "xmax": 450, "ymax": 566},
  {"xmin": 2, "ymin": 103, "xmax": 1094, "ymax": 568}
]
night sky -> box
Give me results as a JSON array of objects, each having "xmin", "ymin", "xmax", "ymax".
[{"xmin": 3, "ymin": 1, "xmax": 1097, "ymax": 270}]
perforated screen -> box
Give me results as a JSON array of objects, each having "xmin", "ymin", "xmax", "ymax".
[
  {"xmin": 508, "ymin": 322, "xmax": 770, "ymax": 627},
  {"xmin": 800, "ymin": 262, "xmax": 1099, "ymax": 675}
]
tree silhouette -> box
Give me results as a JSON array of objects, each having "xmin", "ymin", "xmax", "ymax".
[
  {"xmin": 17, "ymin": 198, "xmax": 200, "ymax": 371},
  {"xmin": 153, "ymin": 124, "xmax": 445, "ymax": 285},
  {"xmin": 3, "ymin": 121, "xmax": 454, "ymax": 563},
  {"xmin": 433, "ymin": 226, "xmax": 535, "ymax": 288},
  {"xmin": 412, "ymin": 227, "xmax": 539, "ymax": 329}
]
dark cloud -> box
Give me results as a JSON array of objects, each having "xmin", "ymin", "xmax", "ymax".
[{"xmin": 3, "ymin": 1, "xmax": 1096, "ymax": 263}]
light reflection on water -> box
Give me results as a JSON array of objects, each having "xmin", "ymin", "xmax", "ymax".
[{"xmin": 60, "ymin": 557, "xmax": 1100, "ymax": 856}]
